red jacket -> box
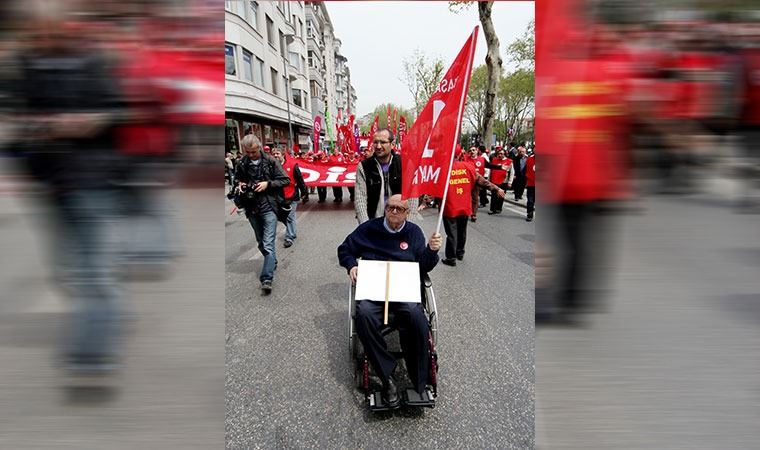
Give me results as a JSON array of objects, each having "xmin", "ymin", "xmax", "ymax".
[
  {"xmin": 526, "ymin": 155, "xmax": 535, "ymax": 187},
  {"xmin": 489, "ymin": 157, "xmax": 512, "ymax": 185},
  {"xmin": 443, "ymin": 161, "xmax": 477, "ymax": 218}
]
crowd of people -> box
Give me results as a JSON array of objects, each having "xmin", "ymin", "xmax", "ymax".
[{"xmin": 227, "ymin": 127, "xmax": 536, "ymax": 295}]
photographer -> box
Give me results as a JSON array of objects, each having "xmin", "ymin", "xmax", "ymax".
[{"xmin": 234, "ymin": 134, "xmax": 290, "ymax": 294}]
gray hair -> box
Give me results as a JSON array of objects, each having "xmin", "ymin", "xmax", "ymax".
[{"xmin": 241, "ymin": 133, "xmax": 262, "ymax": 150}]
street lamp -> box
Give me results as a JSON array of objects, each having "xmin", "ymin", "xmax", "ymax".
[{"xmin": 283, "ymin": 31, "xmax": 297, "ymax": 155}]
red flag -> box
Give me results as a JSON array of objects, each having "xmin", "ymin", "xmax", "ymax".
[
  {"xmin": 401, "ymin": 27, "xmax": 478, "ymax": 200},
  {"xmin": 398, "ymin": 115, "xmax": 407, "ymax": 147},
  {"xmin": 369, "ymin": 116, "xmax": 379, "ymax": 142},
  {"xmin": 313, "ymin": 116, "xmax": 322, "ymax": 153},
  {"xmin": 386, "ymin": 105, "xmax": 391, "ymax": 129},
  {"xmin": 393, "ymin": 109, "xmax": 398, "ymax": 135}
]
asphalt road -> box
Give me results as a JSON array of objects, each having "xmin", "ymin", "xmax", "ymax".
[
  {"xmin": 536, "ymin": 177, "xmax": 760, "ymax": 449},
  {"xmin": 225, "ymin": 189, "xmax": 535, "ymax": 449}
]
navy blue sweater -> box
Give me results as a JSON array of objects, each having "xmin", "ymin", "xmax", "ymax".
[{"xmin": 337, "ymin": 218, "xmax": 439, "ymax": 275}]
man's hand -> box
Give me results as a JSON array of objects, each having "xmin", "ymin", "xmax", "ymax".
[
  {"xmin": 428, "ymin": 232, "xmax": 442, "ymax": 252},
  {"xmin": 254, "ymin": 181, "xmax": 269, "ymax": 192},
  {"xmin": 349, "ymin": 266, "xmax": 358, "ymax": 284},
  {"xmin": 495, "ymin": 188, "xmax": 506, "ymax": 199}
]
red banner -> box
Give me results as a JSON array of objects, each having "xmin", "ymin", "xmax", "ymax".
[
  {"xmin": 295, "ymin": 158, "xmax": 359, "ymax": 187},
  {"xmin": 313, "ymin": 116, "xmax": 322, "ymax": 153},
  {"xmin": 401, "ymin": 27, "xmax": 478, "ymax": 200},
  {"xmin": 393, "ymin": 108, "xmax": 398, "ymax": 135}
]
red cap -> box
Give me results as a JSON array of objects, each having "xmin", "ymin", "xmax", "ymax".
[{"xmin": 263, "ymin": 145, "xmax": 271, "ymax": 152}]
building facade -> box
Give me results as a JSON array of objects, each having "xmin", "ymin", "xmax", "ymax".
[
  {"xmin": 225, "ymin": 0, "xmax": 312, "ymax": 154},
  {"xmin": 225, "ymin": 0, "xmax": 357, "ymax": 155}
]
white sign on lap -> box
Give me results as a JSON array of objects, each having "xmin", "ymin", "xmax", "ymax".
[{"xmin": 355, "ymin": 260, "xmax": 421, "ymax": 303}]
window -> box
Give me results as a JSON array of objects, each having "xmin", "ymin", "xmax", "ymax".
[
  {"xmin": 266, "ymin": 15, "xmax": 275, "ymax": 48},
  {"xmin": 282, "ymin": 75, "xmax": 288, "ymax": 99},
  {"xmin": 242, "ymin": 49, "xmax": 253, "ymax": 82},
  {"xmin": 225, "ymin": 0, "xmax": 232, "ymax": 12},
  {"xmin": 292, "ymin": 88, "xmax": 302, "ymax": 108},
  {"xmin": 301, "ymin": 56, "xmax": 306, "ymax": 73},
  {"xmin": 270, "ymin": 68, "xmax": 279, "ymax": 95},
  {"xmin": 225, "ymin": 44, "xmax": 236, "ymax": 76},
  {"xmin": 279, "ymin": 30, "xmax": 285, "ymax": 55},
  {"xmin": 310, "ymin": 80, "xmax": 319, "ymax": 98},
  {"xmin": 254, "ymin": 57, "xmax": 264, "ymax": 87},
  {"xmin": 249, "ymin": 1, "xmax": 259, "ymax": 30},
  {"xmin": 241, "ymin": 0, "xmax": 249, "ymax": 21},
  {"xmin": 289, "ymin": 51, "xmax": 300, "ymax": 71},
  {"xmin": 307, "ymin": 21, "xmax": 313, "ymax": 38},
  {"xmin": 307, "ymin": 50, "xmax": 313, "ymax": 68}
]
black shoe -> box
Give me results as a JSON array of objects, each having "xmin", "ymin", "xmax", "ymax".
[
  {"xmin": 317, "ymin": 199, "xmax": 325, "ymax": 203},
  {"xmin": 261, "ymin": 280, "xmax": 273, "ymax": 295},
  {"xmin": 470, "ymin": 215, "xmax": 476, "ymax": 222},
  {"xmin": 284, "ymin": 239, "xmax": 293, "ymax": 248},
  {"xmin": 456, "ymin": 254, "xmax": 464, "ymax": 261},
  {"xmin": 441, "ymin": 258, "xmax": 456, "ymax": 267},
  {"xmin": 382, "ymin": 377, "xmax": 401, "ymax": 409},
  {"xmin": 487, "ymin": 211, "xmax": 499, "ymax": 215},
  {"xmin": 526, "ymin": 215, "xmax": 533, "ymax": 222},
  {"xmin": 334, "ymin": 198, "xmax": 342, "ymax": 203}
]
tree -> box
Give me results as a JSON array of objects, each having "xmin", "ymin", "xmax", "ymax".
[
  {"xmin": 450, "ymin": 1, "xmax": 502, "ymax": 148},
  {"xmin": 507, "ymin": 19, "xmax": 534, "ymax": 70},
  {"xmin": 495, "ymin": 68, "xmax": 534, "ymax": 145},
  {"xmin": 358, "ymin": 103, "xmax": 416, "ymax": 134},
  {"xmin": 399, "ymin": 49, "xmax": 445, "ymax": 117},
  {"xmin": 464, "ymin": 64, "xmax": 505, "ymax": 137}
]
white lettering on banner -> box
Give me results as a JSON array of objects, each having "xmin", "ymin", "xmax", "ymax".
[
  {"xmin": 345, "ymin": 171, "xmax": 356, "ymax": 181},
  {"xmin": 412, "ymin": 166, "xmax": 441, "ymax": 185},
  {"xmin": 324, "ymin": 166, "xmax": 347, "ymax": 183},
  {"xmin": 300, "ymin": 168, "xmax": 320, "ymax": 183},
  {"xmin": 422, "ymin": 100, "xmax": 446, "ymax": 159},
  {"xmin": 436, "ymin": 77, "xmax": 459, "ymax": 94}
]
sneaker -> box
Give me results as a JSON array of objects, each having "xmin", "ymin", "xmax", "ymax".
[
  {"xmin": 284, "ymin": 240, "xmax": 293, "ymax": 248},
  {"xmin": 261, "ymin": 280, "xmax": 273, "ymax": 294},
  {"xmin": 441, "ymin": 258, "xmax": 456, "ymax": 267}
]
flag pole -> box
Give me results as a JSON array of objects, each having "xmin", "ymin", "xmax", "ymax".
[{"xmin": 434, "ymin": 26, "xmax": 479, "ymax": 236}]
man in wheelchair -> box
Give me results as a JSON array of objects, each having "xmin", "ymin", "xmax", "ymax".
[{"xmin": 338, "ymin": 194, "xmax": 442, "ymax": 409}]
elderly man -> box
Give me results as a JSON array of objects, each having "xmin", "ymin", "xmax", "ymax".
[
  {"xmin": 338, "ymin": 194, "xmax": 442, "ymax": 408},
  {"xmin": 234, "ymin": 134, "xmax": 290, "ymax": 294}
]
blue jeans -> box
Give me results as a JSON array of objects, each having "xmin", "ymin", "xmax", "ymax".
[
  {"xmin": 284, "ymin": 200, "xmax": 297, "ymax": 242},
  {"xmin": 55, "ymin": 190, "xmax": 122, "ymax": 359},
  {"xmin": 248, "ymin": 210, "xmax": 278, "ymax": 282}
]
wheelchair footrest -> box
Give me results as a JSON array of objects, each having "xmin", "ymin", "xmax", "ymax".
[
  {"xmin": 403, "ymin": 387, "xmax": 436, "ymax": 408},
  {"xmin": 367, "ymin": 391, "xmax": 401, "ymax": 412}
]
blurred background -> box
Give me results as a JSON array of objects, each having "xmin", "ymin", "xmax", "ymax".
[
  {"xmin": 0, "ymin": 0, "xmax": 223, "ymax": 448},
  {"xmin": 536, "ymin": 0, "xmax": 760, "ymax": 448}
]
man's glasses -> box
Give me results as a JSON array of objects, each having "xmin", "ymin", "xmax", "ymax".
[
  {"xmin": 385, "ymin": 205, "xmax": 408, "ymax": 213},
  {"xmin": 373, "ymin": 140, "xmax": 390, "ymax": 145}
]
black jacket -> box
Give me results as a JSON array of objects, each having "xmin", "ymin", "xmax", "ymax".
[
  {"xmin": 360, "ymin": 152, "xmax": 402, "ymax": 220},
  {"xmin": 234, "ymin": 153, "xmax": 290, "ymax": 214}
]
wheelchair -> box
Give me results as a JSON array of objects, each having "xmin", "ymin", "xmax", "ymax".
[{"xmin": 348, "ymin": 272, "xmax": 439, "ymax": 412}]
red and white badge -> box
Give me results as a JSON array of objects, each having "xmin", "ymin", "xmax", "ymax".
[{"xmin": 399, "ymin": 241, "xmax": 409, "ymax": 250}]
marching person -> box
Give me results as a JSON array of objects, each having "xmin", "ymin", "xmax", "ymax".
[
  {"xmin": 354, "ymin": 128, "xmax": 419, "ymax": 224},
  {"xmin": 526, "ymin": 151, "xmax": 536, "ymax": 221},
  {"xmin": 234, "ymin": 134, "xmax": 290, "ymax": 294},
  {"xmin": 512, "ymin": 145, "xmax": 529, "ymax": 201},
  {"xmin": 271, "ymin": 148, "xmax": 309, "ymax": 248},
  {"xmin": 487, "ymin": 148, "xmax": 515, "ymax": 215},
  {"xmin": 338, "ymin": 194, "xmax": 442, "ymax": 407},
  {"xmin": 329, "ymin": 148, "xmax": 345, "ymax": 203},
  {"xmin": 441, "ymin": 151, "xmax": 506, "ymax": 266}
]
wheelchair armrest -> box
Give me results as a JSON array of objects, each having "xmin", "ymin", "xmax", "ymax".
[{"xmin": 422, "ymin": 273, "xmax": 432, "ymax": 288}]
